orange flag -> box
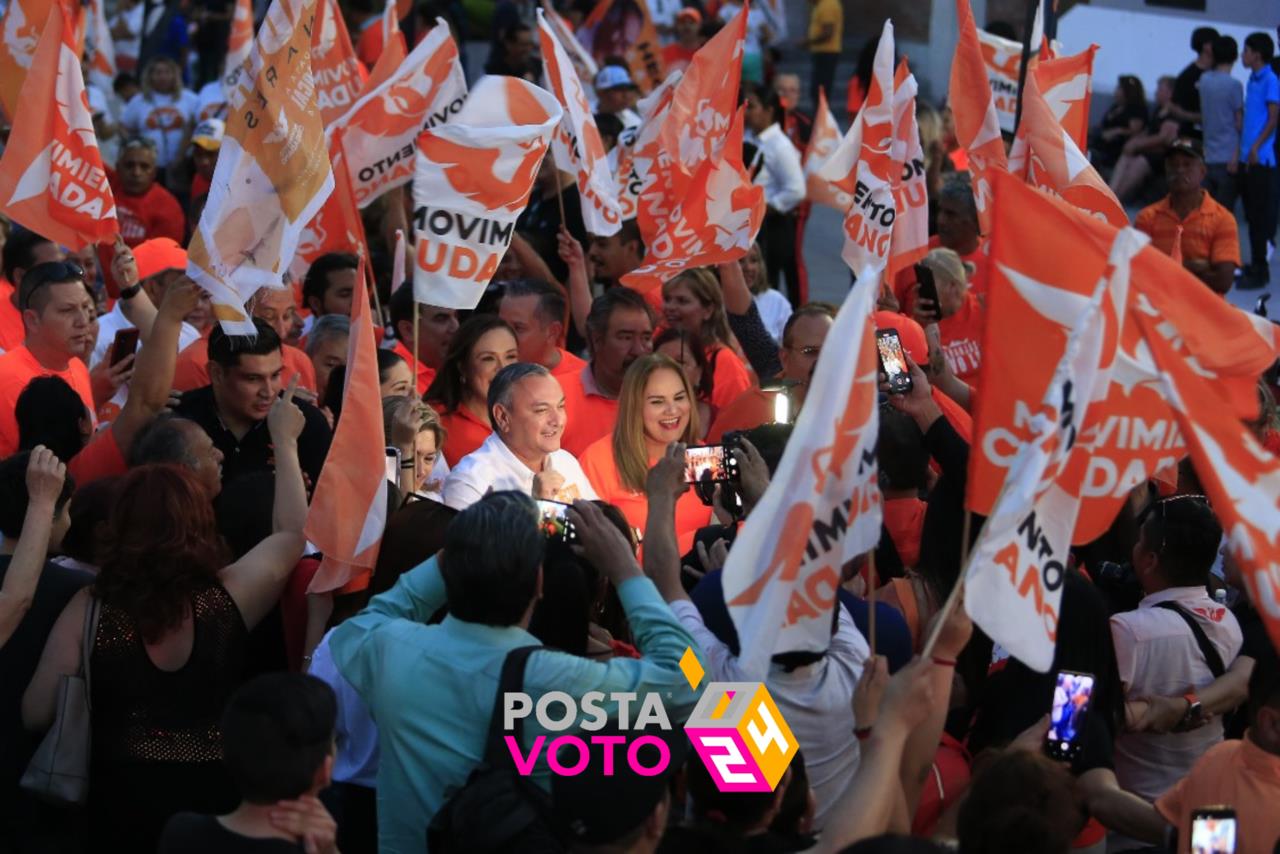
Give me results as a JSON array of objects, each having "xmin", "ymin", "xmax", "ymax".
[
  {"xmin": 613, "ymin": 69, "xmax": 680, "ymax": 222},
  {"xmin": 1009, "ymin": 71, "xmax": 1127, "ymax": 227},
  {"xmin": 1033, "ymin": 45, "xmax": 1097, "ymax": 155},
  {"xmin": 305, "ymin": 258, "xmax": 388, "ymax": 594},
  {"xmin": 0, "ymin": 0, "xmax": 44, "ymax": 120},
  {"xmin": 621, "ymin": 5, "xmax": 762, "ymax": 292},
  {"xmin": 578, "ymin": 0, "xmax": 665, "ymax": 93},
  {"xmin": 312, "ymin": 0, "xmax": 370, "ymax": 125},
  {"xmin": 288, "ymin": 133, "xmax": 372, "ymax": 284},
  {"xmin": 358, "ymin": 0, "xmax": 404, "ymax": 72},
  {"xmin": 0, "ymin": 6, "xmax": 116, "ymax": 251},
  {"xmin": 888, "ymin": 58, "xmax": 928, "ymax": 282},
  {"xmin": 544, "ymin": 3, "xmax": 598, "ymax": 89},
  {"xmin": 802, "ymin": 87, "xmax": 850, "ymax": 211},
  {"xmin": 362, "ymin": 2, "xmax": 411, "ymax": 91},
  {"xmin": 950, "ymin": 0, "xmax": 1008, "ymax": 236},
  {"xmin": 86, "ymin": 0, "xmax": 117, "ymax": 94}
]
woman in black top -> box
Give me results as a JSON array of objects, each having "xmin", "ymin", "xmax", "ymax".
[{"xmin": 1091, "ymin": 75, "xmax": 1150, "ymax": 170}]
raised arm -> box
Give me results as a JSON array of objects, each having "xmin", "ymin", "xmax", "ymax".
[
  {"xmin": 642, "ymin": 442, "xmax": 691, "ymax": 604},
  {"xmin": 0, "ymin": 449, "xmax": 66, "ymax": 649},
  {"xmin": 268, "ymin": 375, "xmax": 309, "ymax": 534},
  {"xmin": 559, "ymin": 227, "xmax": 593, "ymax": 340}
]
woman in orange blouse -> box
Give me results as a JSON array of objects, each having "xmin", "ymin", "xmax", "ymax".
[
  {"xmin": 661, "ymin": 268, "xmax": 753, "ymax": 412},
  {"xmin": 424, "ymin": 315, "xmax": 519, "ymax": 465},
  {"xmin": 580, "ymin": 354, "xmax": 713, "ymax": 554}
]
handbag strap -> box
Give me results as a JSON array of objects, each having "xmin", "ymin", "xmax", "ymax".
[
  {"xmin": 484, "ymin": 645, "xmax": 542, "ymax": 767},
  {"xmin": 1153, "ymin": 601, "xmax": 1226, "ymax": 678},
  {"xmin": 80, "ymin": 595, "xmax": 101, "ymax": 709}
]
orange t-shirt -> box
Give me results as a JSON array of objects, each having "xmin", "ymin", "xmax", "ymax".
[
  {"xmin": 560, "ymin": 365, "xmax": 620, "ymax": 457},
  {"xmin": 173, "ymin": 338, "xmax": 317, "ymax": 393},
  {"xmin": 0, "ymin": 346, "xmax": 95, "ymax": 456},
  {"xmin": 435, "ymin": 404, "xmax": 492, "ymax": 466},
  {"xmin": 0, "ymin": 279, "xmax": 24, "ymax": 353},
  {"xmin": 883, "ymin": 496, "xmax": 926, "ymax": 569},
  {"xmin": 391, "ymin": 339, "xmax": 437, "ymax": 396},
  {"xmin": 937, "ymin": 292, "xmax": 984, "ymax": 387},
  {"xmin": 707, "ymin": 387, "xmax": 775, "ymax": 442},
  {"xmin": 550, "ymin": 348, "xmax": 587, "ymax": 381},
  {"xmin": 892, "ymin": 235, "xmax": 991, "ymax": 312},
  {"xmin": 661, "ymin": 43, "xmax": 697, "ymax": 74},
  {"xmin": 579, "ymin": 436, "xmax": 712, "ymax": 554},
  {"xmin": 67, "ymin": 426, "xmax": 127, "ymax": 488},
  {"xmin": 708, "ymin": 345, "xmax": 753, "ymax": 413},
  {"xmin": 1156, "ymin": 737, "xmax": 1280, "ymax": 854}
]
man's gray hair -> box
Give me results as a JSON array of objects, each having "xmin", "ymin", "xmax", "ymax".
[
  {"xmin": 487, "ymin": 362, "xmax": 551, "ymax": 426},
  {"xmin": 127, "ymin": 413, "xmax": 201, "ymax": 470},
  {"xmin": 304, "ymin": 314, "xmax": 351, "ymax": 357},
  {"xmin": 939, "ymin": 172, "xmax": 979, "ymax": 228}
]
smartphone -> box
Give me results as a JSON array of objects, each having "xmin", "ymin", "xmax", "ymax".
[
  {"xmin": 914, "ymin": 262, "xmax": 938, "ymax": 312},
  {"xmin": 385, "ymin": 447, "xmax": 401, "ymax": 484},
  {"xmin": 1044, "ymin": 670, "xmax": 1094, "ymax": 762},
  {"xmin": 683, "ymin": 444, "xmax": 739, "ymax": 484},
  {"xmin": 1190, "ymin": 807, "xmax": 1237, "ymax": 854},
  {"xmin": 536, "ymin": 498, "xmax": 578, "ymax": 542},
  {"xmin": 875, "ymin": 329, "xmax": 913, "ymax": 395},
  {"xmin": 110, "ymin": 328, "xmax": 140, "ymax": 367}
]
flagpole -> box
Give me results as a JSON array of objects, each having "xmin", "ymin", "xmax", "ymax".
[
  {"xmin": 550, "ymin": 148, "xmax": 568, "ymax": 228},
  {"xmin": 334, "ymin": 128, "xmax": 386, "ymax": 326},
  {"xmin": 1012, "ymin": 0, "xmax": 1039, "ymax": 135},
  {"xmin": 413, "ymin": 300, "xmax": 421, "ymax": 389},
  {"xmin": 921, "ymin": 509, "xmax": 971, "ymax": 659},
  {"xmin": 866, "ymin": 549, "xmax": 877, "ymax": 657}
]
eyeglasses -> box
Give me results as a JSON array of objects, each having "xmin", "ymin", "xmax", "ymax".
[
  {"xmin": 785, "ymin": 344, "xmax": 821, "ymax": 358},
  {"xmin": 19, "ymin": 261, "xmax": 86, "ymax": 310}
]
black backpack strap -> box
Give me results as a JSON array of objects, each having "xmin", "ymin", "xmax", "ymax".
[
  {"xmin": 484, "ymin": 645, "xmax": 542, "ymax": 766},
  {"xmin": 1153, "ymin": 602, "xmax": 1226, "ymax": 678}
]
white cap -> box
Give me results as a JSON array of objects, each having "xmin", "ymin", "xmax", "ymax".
[{"xmin": 594, "ymin": 65, "xmax": 636, "ymax": 91}]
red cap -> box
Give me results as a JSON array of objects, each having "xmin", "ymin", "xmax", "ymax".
[
  {"xmin": 874, "ymin": 310, "xmax": 927, "ymax": 365},
  {"xmin": 133, "ymin": 238, "xmax": 188, "ymax": 282}
]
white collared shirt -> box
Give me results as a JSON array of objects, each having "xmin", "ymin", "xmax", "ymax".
[
  {"xmin": 441, "ymin": 432, "xmax": 598, "ymax": 511},
  {"xmin": 91, "ymin": 301, "xmax": 201, "ymax": 369},
  {"xmin": 746, "ymin": 123, "xmax": 805, "ymax": 214},
  {"xmin": 1111, "ymin": 586, "xmax": 1242, "ymax": 801}
]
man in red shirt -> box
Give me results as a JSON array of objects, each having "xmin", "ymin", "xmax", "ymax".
[
  {"xmin": 661, "ymin": 9, "xmax": 702, "ymax": 74},
  {"xmin": 0, "ymin": 230, "xmax": 64, "ymax": 353},
  {"xmin": 388, "ymin": 282, "xmax": 459, "ymax": 395},
  {"xmin": 498, "ymin": 279, "xmax": 585, "ymax": 380},
  {"xmin": 891, "ymin": 173, "xmax": 989, "ymax": 311},
  {"xmin": 560, "ymin": 287, "xmax": 654, "ymax": 456},
  {"xmin": 110, "ymin": 137, "xmax": 186, "ymax": 247},
  {"xmin": 0, "ymin": 261, "xmax": 98, "ymax": 455}
]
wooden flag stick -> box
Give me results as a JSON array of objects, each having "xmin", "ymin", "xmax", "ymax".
[
  {"xmin": 921, "ymin": 509, "xmax": 972, "ymax": 659},
  {"xmin": 412, "ymin": 299, "xmax": 421, "ymax": 388},
  {"xmin": 550, "ymin": 148, "xmax": 568, "ymax": 227}
]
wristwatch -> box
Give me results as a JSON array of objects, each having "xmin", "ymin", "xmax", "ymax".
[
  {"xmin": 1181, "ymin": 690, "xmax": 1203, "ymax": 726},
  {"xmin": 118, "ymin": 282, "xmax": 142, "ymax": 300}
]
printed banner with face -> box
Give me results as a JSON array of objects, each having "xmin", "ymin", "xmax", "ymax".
[
  {"xmin": 802, "ymin": 87, "xmax": 849, "ymax": 211},
  {"xmin": 1034, "ymin": 45, "xmax": 1097, "ymax": 155},
  {"xmin": 538, "ymin": 8, "xmax": 622, "ymax": 236},
  {"xmin": 964, "ymin": 227, "xmax": 1140, "ymax": 672},
  {"xmin": 311, "ymin": 0, "xmax": 369, "ymax": 125},
  {"xmin": 86, "ymin": 0, "xmax": 117, "ymax": 94},
  {"xmin": 723, "ymin": 274, "xmax": 881, "ymax": 679},
  {"xmin": 888, "ymin": 59, "xmax": 928, "ymax": 282},
  {"xmin": 950, "ymin": 0, "xmax": 1009, "ymax": 236},
  {"xmin": 412, "ymin": 75, "xmax": 561, "ymax": 309},
  {"xmin": 331, "ymin": 20, "xmax": 466, "ymax": 207},
  {"xmin": 578, "ymin": 0, "xmax": 665, "ymax": 94},
  {"xmin": 0, "ymin": 6, "xmax": 117, "ymax": 251},
  {"xmin": 187, "ymin": 0, "xmax": 334, "ymax": 333},
  {"xmin": 1009, "ymin": 72, "xmax": 1126, "ymax": 227}
]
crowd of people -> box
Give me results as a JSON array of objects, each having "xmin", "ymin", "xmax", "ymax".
[{"xmin": 0, "ymin": 1, "xmax": 1279, "ymax": 853}]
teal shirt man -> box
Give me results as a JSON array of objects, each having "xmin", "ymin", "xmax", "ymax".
[{"xmin": 330, "ymin": 555, "xmax": 701, "ymax": 853}]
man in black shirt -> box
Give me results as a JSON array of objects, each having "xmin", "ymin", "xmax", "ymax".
[
  {"xmin": 1171, "ymin": 26, "xmax": 1219, "ymax": 139},
  {"xmin": 174, "ymin": 319, "xmax": 331, "ymax": 487}
]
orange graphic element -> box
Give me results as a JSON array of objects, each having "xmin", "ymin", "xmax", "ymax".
[
  {"xmin": 290, "ymin": 134, "xmax": 370, "ymax": 283},
  {"xmin": 0, "ymin": 5, "xmax": 117, "ymax": 251},
  {"xmin": 726, "ymin": 502, "xmax": 815, "ymax": 607},
  {"xmin": 1033, "ymin": 45, "xmax": 1097, "ymax": 155},
  {"xmin": 803, "ymin": 88, "xmax": 849, "ymax": 210},
  {"xmin": 580, "ymin": 0, "xmax": 665, "ymax": 93},
  {"xmin": 949, "ymin": 0, "xmax": 1009, "ymax": 235},
  {"xmin": 419, "ymin": 135, "xmax": 546, "ymax": 214},
  {"xmin": 311, "ymin": 0, "xmax": 369, "ymax": 126}
]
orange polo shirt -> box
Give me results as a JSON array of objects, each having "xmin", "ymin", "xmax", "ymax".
[
  {"xmin": 560, "ymin": 364, "xmax": 620, "ymax": 457},
  {"xmin": 1156, "ymin": 736, "xmax": 1280, "ymax": 854},
  {"xmin": 0, "ymin": 345, "xmax": 95, "ymax": 456},
  {"xmin": 549, "ymin": 347, "xmax": 587, "ymax": 381},
  {"xmin": 391, "ymin": 339, "xmax": 437, "ymax": 396},
  {"xmin": 435, "ymin": 404, "xmax": 492, "ymax": 466},
  {"xmin": 707, "ymin": 387, "xmax": 775, "ymax": 442},
  {"xmin": 172, "ymin": 338, "xmax": 317, "ymax": 393},
  {"xmin": 1135, "ymin": 192, "xmax": 1241, "ymax": 267},
  {"xmin": 937, "ymin": 292, "xmax": 984, "ymax": 388},
  {"xmin": 580, "ymin": 436, "xmax": 713, "ymax": 554},
  {"xmin": 707, "ymin": 345, "xmax": 753, "ymax": 413},
  {"xmin": 0, "ymin": 279, "xmax": 24, "ymax": 353}
]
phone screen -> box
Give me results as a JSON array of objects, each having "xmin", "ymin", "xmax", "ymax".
[
  {"xmin": 684, "ymin": 444, "xmax": 730, "ymax": 484},
  {"xmin": 1044, "ymin": 670, "xmax": 1094, "ymax": 762},
  {"xmin": 384, "ymin": 447, "xmax": 401, "ymax": 484},
  {"xmin": 1190, "ymin": 808, "xmax": 1237, "ymax": 854},
  {"xmin": 535, "ymin": 499, "xmax": 577, "ymax": 542},
  {"xmin": 110, "ymin": 328, "xmax": 140, "ymax": 367},
  {"xmin": 875, "ymin": 329, "xmax": 913, "ymax": 395},
  {"xmin": 914, "ymin": 263, "xmax": 938, "ymax": 310}
]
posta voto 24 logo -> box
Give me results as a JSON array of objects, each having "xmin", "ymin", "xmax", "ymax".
[{"xmin": 502, "ymin": 647, "xmax": 797, "ymax": 791}]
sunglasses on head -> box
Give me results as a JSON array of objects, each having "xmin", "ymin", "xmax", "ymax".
[
  {"xmin": 1138, "ymin": 493, "xmax": 1209, "ymax": 556},
  {"xmin": 19, "ymin": 260, "xmax": 86, "ymax": 310}
]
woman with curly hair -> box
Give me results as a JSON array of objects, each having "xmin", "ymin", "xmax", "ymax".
[{"xmin": 22, "ymin": 463, "xmax": 305, "ymax": 850}]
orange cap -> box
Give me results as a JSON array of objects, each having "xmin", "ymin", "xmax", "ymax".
[{"xmin": 133, "ymin": 238, "xmax": 188, "ymax": 282}]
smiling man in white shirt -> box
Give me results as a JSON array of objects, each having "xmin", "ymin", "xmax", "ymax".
[{"xmin": 443, "ymin": 363, "xmax": 597, "ymax": 510}]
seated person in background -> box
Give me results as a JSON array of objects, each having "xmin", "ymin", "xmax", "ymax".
[
  {"xmin": 158, "ymin": 673, "xmax": 340, "ymax": 853},
  {"xmin": 909, "ymin": 248, "xmax": 984, "ymax": 390},
  {"xmin": 498, "ymin": 278, "xmax": 585, "ymax": 380},
  {"xmin": 661, "ymin": 268, "xmax": 753, "ymax": 413},
  {"xmin": 1108, "ymin": 75, "xmax": 1182, "ymax": 203},
  {"xmin": 109, "ymin": 137, "xmax": 186, "ymax": 247},
  {"xmin": 173, "ymin": 320, "xmax": 332, "ymax": 486},
  {"xmin": 301, "ymin": 253, "xmax": 359, "ymax": 325},
  {"xmin": 443, "ymin": 363, "xmax": 597, "ymax": 510},
  {"xmin": 1090, "ymin": 75, "xmax": 1150, "ymax": 171},
  {"xmin": 388, "ymin": 284, "xmax": 458, "ymax": 396},
  {"xmin": 1134, "ymin": 139, "xmax": 1240, "ymax": 295},
  {"xmin": 425, "ymin": 316, "xmax": 519, "ymax": 465},
  {"xmin": 579, "ymin": 354, "xmax": 712, "ymax": 554}
]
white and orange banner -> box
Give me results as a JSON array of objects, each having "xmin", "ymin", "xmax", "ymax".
[
  {"xmin": 306, "ymin": 258, "xmax": 387, "ymax": 594},
  {"xmin": 226, "ymin": 0, "xmax": 255, "ymax": 77},
  {"xmin": 188, "ymin": 0, "xmax": 334, "ymax": 333},
  {"xmin": 538, "ymin": 8, "xmax": 622, "ymax": 237},
  {"xmin": 578, "ymin": 0, "xmax": 665, "ymax": 94},
  {"xmin": 86, "ymin": 0, "xmax": 117, "ymax": 94},
  {"xmin": 332, "ymin": 20, "xmax": 466, "ymax": 207},
  {"xmin": 1009, "ymin": 71, "xmax": 1126, "ymax": 227},
  {"xmin": 544, "ymin": 3, "xmax": 598, "ymax": 94},
  {"xmin": 312, "ymin": 0, "xmax": 369, "ymax": 125},
  {"xmin": 0, "ymin": 6, "xmax": 116, "ymax": 251},
  {"xmin": 614, "ymin": 69, "xmax": 681, "ymax": 222},
  {"xmin": 288, "ymin": 136, "xmax": 369, "ymax": 284},
  {"xmin": 888, "ymin": 59, "xmax": 928, "ymax": 282},
  {"xmin": 976, "ymin": 11, "xmax": 1049, "ymax": 133},
  {"xmin": 951, "ymin": 0, "xmax": 1009, "ymax": 236},
  {"xmin": 412, "ymin": 75, "xmax": 561, "ymax": 309},
  {"xmin": 1034, "ymin": 45, "xmax": 1097, "ymax": 155},
  {"xmin": 723, "ymin": 273, "xmax": 881, "ymax": 678},
  {"xmin": 802, "ymin": 87, "xmax": 849, "ymax": 211}
]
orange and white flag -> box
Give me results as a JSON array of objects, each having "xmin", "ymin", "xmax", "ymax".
[
  {"xmin": 976, "ymin": 5, "xmax": 1048, "ymax": 133},
  {"xmin": 288, "ymin": 134, "xmax": 371, "ymax": 284},
  {"xmin": 802, "ymin": 87, "xmax": 850, "ymax": 211},
  {"xmin": 888, "ymin": 59, "xmax": 928, "ymax": 281},
  {"xmin": 361, "ymin": 0, "xmax": 410, "ymax": 91},
  {"xmin": 950, "ymin": 0, "xmax": 1008, "ymax": 236},
  {"xmin": 305, "ymin": 258, "xmax": 388, "ymax": 594},
  {"xmin": 578, "ymin": 0, "xmax": 665, "ymax": 93},
  {"xmin": 332, "ymin": 20, "xmax": 466, "ymax": 207},
  {"xmin": 538, "ymin": 8, "xmax": 622, "ymax": 237},
  {"xmin": 1034, "ymin": 45, "xmax": 1097, "ymax": 155},
  {"xmin": 622, "ymin": 4, "xmax": 762, "ymax": 292},
  {"xmin": 0, "ymin": 6, "xmax": 116, "ymax": 251},
  {"xmin": 0, "ymin": 0, "xmax": 44, "ymax": 120},
  {"xmin": 613, "ymin": 69, "xmax": 681, "ymax": 222},
  {"xmin": 723, "ymin": 272, "xmax": 881, "ymax": 677},
  {"xmin": 412, "ymin": 75, "xmax": 561, "ymax": 308},
  {"xmin": 86, "ymin": 0, "xmax": 117, "ymax": 95},
  {"xmin": 544, "ymin": 3, "xmax": 598, "ymax": 93},
  {"xmin": 312, "ymin": 0, "xmax": 369, "ymax": 125},
  {"xmin": 188, "ymin": 0, "xmax": 334, "ymax": 334},
  {"xmin": 1009, "ymin": 71, "xmax": 1127, "ymax": 227}
]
